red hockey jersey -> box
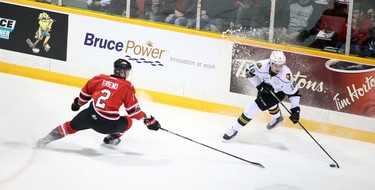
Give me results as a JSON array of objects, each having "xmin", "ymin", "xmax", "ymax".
[{"xmin": 77, "ymin": 74, "xmax": 145, "ymax": 120}]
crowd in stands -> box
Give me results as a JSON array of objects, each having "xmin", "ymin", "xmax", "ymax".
[
  {"xmin": 57, "ymin": 0, "xmax": 375, "ymax": 58},
  {"xmin": 86, "ymin": 0, "xmax": 138, "ymax": 17},
  {"xmin": 337, "ymin": 3, "xmax": 374, "ymax": 58}
]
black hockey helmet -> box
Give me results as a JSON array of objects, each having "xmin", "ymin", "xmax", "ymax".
[{"xmin": 114, "ymin": 58, "xmax": 132, "ymax": 76}]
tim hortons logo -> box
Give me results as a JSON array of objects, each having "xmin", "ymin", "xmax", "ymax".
[
  {"xmin": 294, "ymin": 71, "xmax": 324, "ymax": 92},
  {"xmin": 333, "ymin": 76, "xmax": 375, "ymax": 111}
]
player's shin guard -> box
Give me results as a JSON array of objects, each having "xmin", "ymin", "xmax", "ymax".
[
  {"xmin": 266, "ymin": 105, "xmax": 284, "ymax": 130},
  {"xmin": 36, "ymin": 121, "xmax": 77, "ymax": 147},
  {"xmin": 236, "ymin": 112, "xmax": 252, "ymax": 128},
  {"xmin": 223, "ymin": 113, "xmax": 252, "ymax": 140}
]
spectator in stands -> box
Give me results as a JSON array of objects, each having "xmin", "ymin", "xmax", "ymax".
[
  {"xmin": 338, "ymin": 3, "xmax": 373, "ymax": 57},
  {"xmin": 284, "ymin": 0, "xmax": 320, "ymax": 45},
  {"xmin": 321, "ymin": 0, "xmax": 347, "ymax": 18},
  {"xmin": 274, "ymin": 0, "xmax": 294, "ymax": 28},
  {"xmin": 164, "ymin": 0, "xmax": 185, "ymax": 25},
  {"xmin": 367, "ymin": 6, "xmax": 375, "ymax": 28},
  {"xmin": 139, "ymin": 0, "xmax": 176, "ymax": 22},
  {"xmin": 272, "ymin": 0, "xmax": 295, "ymax": 42},
  {"xmin": 87, "ymin": 0, "xmax": 110, "ymax": 13},
  {"xmin": 200, "ymin": 0, "xmax": 237, "ymax": 32},
  {"xmin": 367, "ymin": 26, "xmax": 375, "ymax": 58},
  {"xmin": 107, "ymin": 0, "xmax": 139, "ymax": 18},
  {"xmin": 232, "ymin": 0, "xmax": 268, "ymax": 29},
  {"xmin": 308, "ymin": 0, "xmax": 348, "ymax": 49},
  {"xmin": 173, "ymin": 0, "xmax": 197, "ymax": 28},
  {"xmin": 366, "ymin": 5, "xmax": 375, "ymax": 58}
]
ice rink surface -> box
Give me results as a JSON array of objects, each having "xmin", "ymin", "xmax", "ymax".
[{"xmin": 0, "ymin": 73, "xmax": 374, "ymax": 190}]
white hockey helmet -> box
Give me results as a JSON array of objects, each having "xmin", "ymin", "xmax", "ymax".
[{"xmin": 270, "ymin": 51, "xmax": 286, "ymax": 65}]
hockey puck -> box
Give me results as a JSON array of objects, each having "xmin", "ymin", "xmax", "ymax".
[{"xmin": 329, "ymin": 164, "xmax": 336, "ymax": 168}]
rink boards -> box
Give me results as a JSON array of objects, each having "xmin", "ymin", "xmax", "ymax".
[{"xmin": 0, "ymin": 0, "xmax": 374, "ymax": 143}]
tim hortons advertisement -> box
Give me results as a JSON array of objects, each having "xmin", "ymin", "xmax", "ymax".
[
  {"xmin": 230, "ymin": 43, "xmax": 375, "ymax": 118},
  {"xmin": 0, "ymin": 2, "xmax": 68, "ymax": 61}
]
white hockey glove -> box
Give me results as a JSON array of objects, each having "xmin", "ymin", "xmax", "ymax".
[{"xmin": 245, "ymin": 63, "xmax": 258, "ymax": 77}]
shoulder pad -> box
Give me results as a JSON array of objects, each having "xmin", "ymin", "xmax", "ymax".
[{"xmin": 280, "ymin": 66, "xmax": 294, "ymax": 82}]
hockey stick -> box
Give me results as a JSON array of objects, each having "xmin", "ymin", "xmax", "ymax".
[
  {"xmin": 26, "ymin": 37, "xmax": 42, "ymax": 53},
  {"xmin": 26, "ymin": 37, "xmax": 40, "ymax": 48},
  {"xmin": 269, "ymin": 91, "xmax": 340, "ymax": 168},
  {"xmin": 160, "ymin": 127, "xmax": 265, "ymax": 168}
]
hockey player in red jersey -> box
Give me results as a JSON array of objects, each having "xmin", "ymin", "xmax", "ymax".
[{"xmin": 36, "ymin": 58, "xmax": 161, "ymax": 147}]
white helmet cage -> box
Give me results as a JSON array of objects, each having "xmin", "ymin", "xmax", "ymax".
[{"xmin": 269, "ymin": 51, "xmax": 286, "ymax": 65}]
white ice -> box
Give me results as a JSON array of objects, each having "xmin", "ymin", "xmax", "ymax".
[{"xmin": 0, "ymin": 73, "xmax": 374, "ymax": 190}]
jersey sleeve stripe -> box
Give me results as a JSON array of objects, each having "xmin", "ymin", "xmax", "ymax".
[{"xmin": 126, "ymin": 103, "xmax": 140, "ymax": 110}]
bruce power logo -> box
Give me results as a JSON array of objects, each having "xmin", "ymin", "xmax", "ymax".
[{"xmin": 0, "ymin": 17, "xmax": 16, "ymax": 40}]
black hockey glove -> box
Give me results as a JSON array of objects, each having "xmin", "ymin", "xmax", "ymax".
[
  {"xmin": 256, "ymin": 82, "xmax": 274, "ymax": 94},
  {"xmin": 144, "ymin": 116, "xmax": 161, "ymax": 131},
  {"xmin": 71, "ymin": 97, "xmax": 81, "ymax": 111},
  {"xmin": 289, "ymin": 107, "xmax": 300, "ymax": 124}
]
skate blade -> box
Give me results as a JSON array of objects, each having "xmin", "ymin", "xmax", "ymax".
[{"xmin": 100, "ymin": 143, "xmax": 118, "ymax": 150}]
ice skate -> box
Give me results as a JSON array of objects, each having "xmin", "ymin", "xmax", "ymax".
[
  {"xmin": 102, "ymin": 134, "xmax": 121, "ymax": 146},
  {"xmin": 266, "ymin": 116, "xmax": 284, "ymax": 130},
  {"xmin": 36, "ymin": 134, "xmax": 54, "ymax": 147},
  {"xmin": 36, "ymin": 127, "xmax": 65, "ymax": 148},
  {"xmin": 223, "ymin": 127, "xmax": 238, "ymax": 140}
]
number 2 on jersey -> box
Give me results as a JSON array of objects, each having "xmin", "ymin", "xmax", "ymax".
[{"xmin": 96, "ymin": 89, "xmax": 111, "ymax": 109}]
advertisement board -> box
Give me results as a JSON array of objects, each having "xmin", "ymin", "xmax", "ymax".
[
  {"xmin": 1, "ymin": 1, "xmax": 373, "ymax": 138},
  {"xmin": 230, "ymin": 43, "xmax": 375, "ymax": 118},
  {"xmin": 69, "ymin": 15, "xmax": 222, "ymax": 89},
  {"xmin": 0, "ymin": 2, "xmax": 68, "ymax": 61}
]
